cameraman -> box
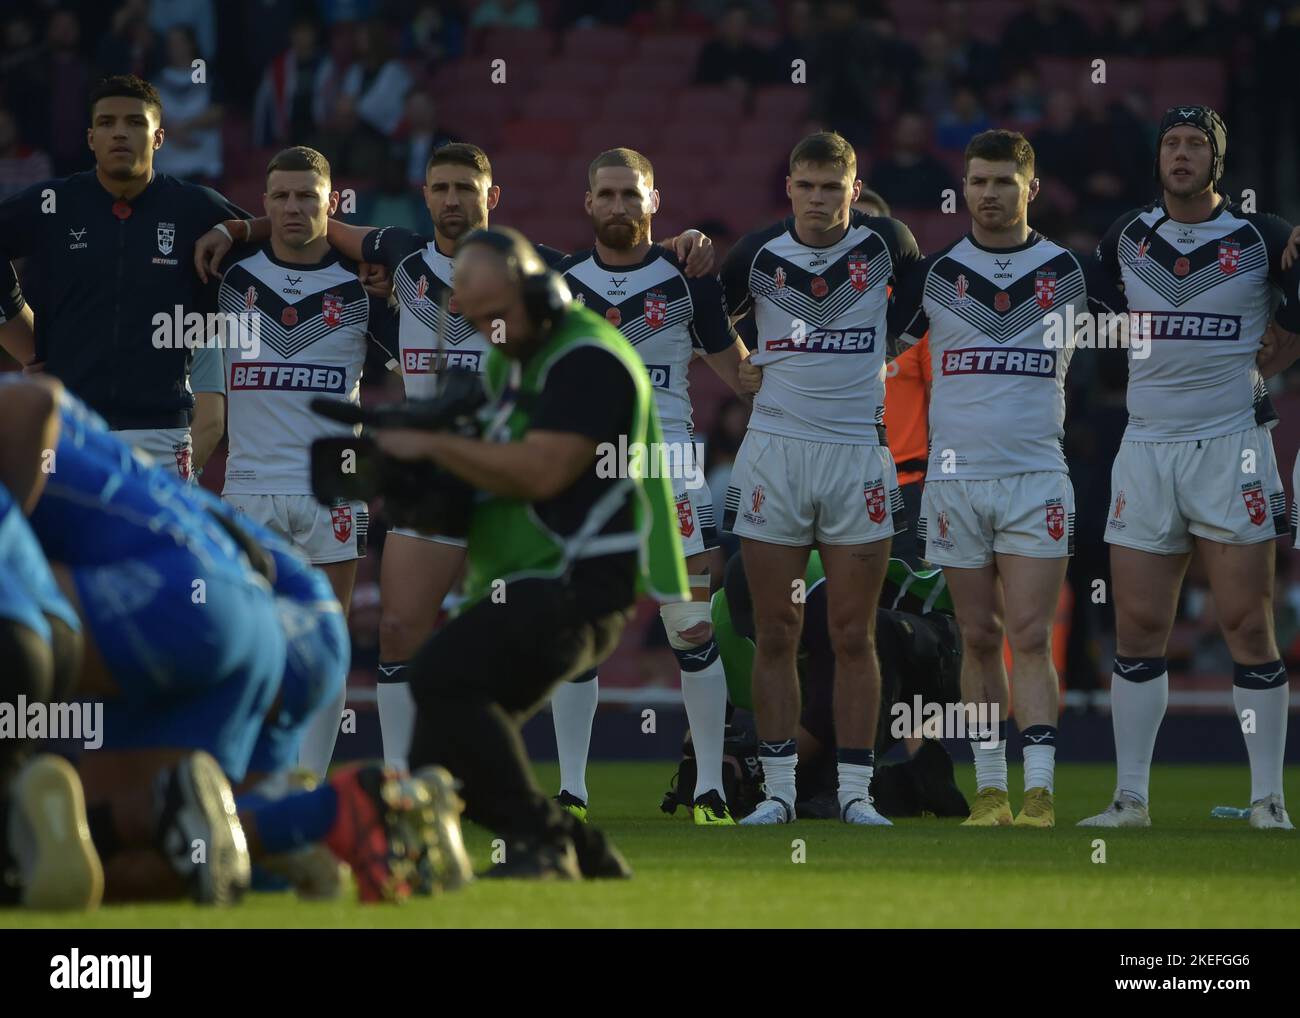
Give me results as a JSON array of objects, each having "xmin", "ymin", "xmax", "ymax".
[{"xmin": 373, "ymin": 227, "xmax": 689, "ymax": 880}]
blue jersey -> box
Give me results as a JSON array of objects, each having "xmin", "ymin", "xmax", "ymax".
[
  {"xmin": 8, "ymin": 380, "xmax": 251, "ymax": 578},
  {"xmin": 0, "ymin": 480, "xmax": 79, "ymax": 636}
]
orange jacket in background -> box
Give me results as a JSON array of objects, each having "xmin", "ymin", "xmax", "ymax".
[{"xmin": 884, "ymin": 335, "xmax": 930, "ymax": 486}]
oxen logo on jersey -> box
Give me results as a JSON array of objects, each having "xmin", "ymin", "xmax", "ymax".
[
  {"xmin": 605, "ymin": 307, "xmax": 622, "ymax": 327},
  {"xmin": 1218, "ymin": 240, "xmax": 1241, "ymax": 274},
  {"xmin": 864, "ymin": 481, "xmax": 886, "ymax": 523},
  {"xmin": 1174, "ymin": 257, "xmax": 1191, "ymax": 276},
  {"xmin": 322, "ymin": 292, "xmax": 343, "ymax": 327},
  {"xmin": 644, "ymin": 290, "xmax": 667, "ymax": 329},
  {"xmin": 752, "ymin": 485, "xmax": 766, "ymax": 514},
  {"xmin": 244, "ymin": 286, "xmax": 258, "ymax": 311},
  {"xmin": 157, "ymin": 222, "xmax": 175, "ymax": 255},
  {"xmin": 952, "ymin": 274, "xmax": 971, "ymax": 307},
  {"xmin": 1241, "ymin": 481, "xmax": 1266, "ymax": 526},
  {"xmin": 1045, "ymin": 499, "xmax": 1065, "ymax": 541},
  {"xmin": 773, "ymin": 267, "xmax": 786, "ymax": 289},
  {"xmin": 330, "ymin": 503, "xmax": 353, "ymax": 542},
  {"xmin": 994, "ymin": 291, "xmax": 1011, "ymax": 313},
  {"xmin": 676, "ymin": 492, "xmax": 695, "ymax": 539},
  {"xmin": 1034, "ymin": 271, "xmax": 1057, "ymax": 310},
  {"xmin": 848, "ymin": 252, "xmax": 870, "ymax": 292},
  {"xmin": 810, "ymin": 276, "xmax": 829, "ymax": 298},
  {"xmin": 281, "ymin": 306, "xmax": 298, "ymax": 327}
]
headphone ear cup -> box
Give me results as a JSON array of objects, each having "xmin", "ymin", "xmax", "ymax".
[{"xmin": 522, "ymin": 270, "xmax": 570, "ymax": 335}]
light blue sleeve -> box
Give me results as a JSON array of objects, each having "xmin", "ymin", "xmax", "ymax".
[{"xmin": 189, "ymin": 344, "xmax": 227, "ymax": 394}]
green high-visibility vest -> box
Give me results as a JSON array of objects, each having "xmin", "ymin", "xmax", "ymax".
[
  {"xmin": 711, "ymin": 552, "xmax": 952, "ymax": 709},
  {"xmin": 461, "ymin": 305, "xmax": 690, "ymax": 610}
]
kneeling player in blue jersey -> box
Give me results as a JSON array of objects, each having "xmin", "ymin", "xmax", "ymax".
[{"xmin": 0, "ymin": 372, "xmax": 469, "ymax": 906}]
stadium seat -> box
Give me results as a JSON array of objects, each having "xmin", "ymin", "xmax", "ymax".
[
  {"xmin": 635, "ymin": 33, "xmax": 707, "ymax": 68},
  {"xmin": 1154, "ymin": 59, "xmax": 1227, "ymax": 109},
  {"xmin": 473, "ymin": 27, "xmax": 556, "ymax": 62},
  {"xmin": 560, "ymin": 25, "xmax": 636, "ymax": 63},
  {"xmin": 658, "ymin": 119, "xmax": 738, "ymax": 159},
  {"xmin": 490, "ymin": 151, "xmax": 564, "ymax": 190},
  {"xmin": 599, "ymin": 89, "xmax": 674, "ymax": 122},
  {"xmin": 519, "ymin": 88, "xmax": 593, "ymax": 122},
  {"xmin": 577, "ymin": 121, "xmax": 663, "ymax": 158},
  {"xmin": 499, "ymin": 119, "xmax": 578, "ymax": 155},
  {"xmin": 670, "ymin": 87, "xmax": 745, "ymax": 122},
  {"xmin": 752, "ymin": 87, "xmax": 811, "ymax": 124},
  {"xmin": 614, "ymin": 59, "xmax": 695, "ymax": 91},
  {"xmin": 537, "ymin": 59, "xmax": 619, "ymax": 91}
]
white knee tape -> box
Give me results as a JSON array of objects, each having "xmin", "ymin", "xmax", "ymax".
[{"xmin": 661, "ymin": 599, "xmax": 714, "ymax": 650}]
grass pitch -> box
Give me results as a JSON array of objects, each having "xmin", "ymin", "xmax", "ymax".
[{"xmin": 6, "ymin": 762, "xmax": 1299, "ymax": 928}]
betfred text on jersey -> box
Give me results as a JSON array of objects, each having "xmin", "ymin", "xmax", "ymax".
[
  {"xmin": 1041, "ymin": 306, "xmax": 1153, "ymax": 359},
  {"xmin": 765, "ymin": 327, "xmax": 876, "ymax": 353},
  {"xmin": 230, "ymin": 362, "xmax": 347, "ymax": 392},
  {"xmin": 151, "ymin": 306, "xmax": 261, "ymax": 359},
  {"xmin": 941, "ymin": 348, "xmax": 1057, "ymax": 376},
  {"xmin": 402, "ymin": 348, "xmax": 483, "ymax": 374},
  {"xmin": 595, "ymin": 434, "xmax": 706, "ymax": 490}
]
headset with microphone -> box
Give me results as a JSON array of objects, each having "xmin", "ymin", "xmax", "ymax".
[{"xmin": 455, "ymin": 226, "xmax": 572, "ymax": 342}]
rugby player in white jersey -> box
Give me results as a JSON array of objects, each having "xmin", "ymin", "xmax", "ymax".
[
  {"xmin": 888, "ymin": 130, "xmax": 1120, "ymax": 828},
  {"xmin": 551, "ymin": 148, "xmax": 749, "ymax": 825},
  {"xmin": 196, "ymin": 143, "xmax": 713, "ymax": 769},
  {"xmin": 719, "ymin": 132, "xmax": 922, "ymax": 825},
  {"xmin": 213, "ymin": 146, "xmax": 387, "ymax": 778},
  {"xmin": 1080, "ymin": 106, "xmax": 1300, "ymax": 830}
]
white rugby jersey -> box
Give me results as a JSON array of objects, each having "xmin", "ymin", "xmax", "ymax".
[
  {"xmin": 362, "ymin": 225, "xmax": 565, "ymax": 397},
  {"xmin": 892, "ymin": 232, "xmax": 1117, "ymax": 480},
  {"xmin": 721, "ymin": 209, "xmax": 921, "ymax": 444},
  {"xmin": 217, "ymin": 248, "xmax": 377, "ymax": 494},
  {"xmin": 559, "ymin": 245, "xmax": 736, "ymax": 437},
  {"xmin": 1095, "ymin": 200, "xmax": 1300, "ymax": 442}
]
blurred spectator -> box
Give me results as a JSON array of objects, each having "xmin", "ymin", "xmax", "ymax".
[
  {"xmin": 1160, "ymin": 0, "xmax": 1237, "ymax": 56},
  {"xmin": 470, "ymin": 0, "xmax": 541, "ymax": 30},
  {"xmin": 96, "ymin": 0, "xmax": 161, "ymax": 79},
  {"xmin": 868, "ymin": 112, "xmax": 957, "ymax": 211},
  {"xmin": 1, "ymin": 14, "xmax": 45, "ymax": 152},
  {"xmin": 320, "ymin": 0, "xmax": 379, "ymax": 24},
  {"xmin": 807, "ymin": 0, "xmax": 905, "ymax": 145},
  {"xmin": 358, "ymin": 154, "xmax": 427, "ymax": 233},
  {"xmin": 253, "ymin": 16, "xmax": 324, "ymax": 147},
  {"xmin": 941, "ymin": 2, "xmax": 1000, "ymax": 91},
  {"xmin": 44, "ymin": 9, "xmax": 94, "ymax": 175},
  {"xmin": 153, "ymin": 26, "xmax": 223, "ymax": 181},
  {"xmin": 766, "ymin": 0, "xmax": 817, "ymax": 82},
  {"xmin": 394, "ymin": 90, "xmax": 456, "ymax": 188},
  {"xmin": 310, "ymin": 93, "xmax": 388, "ymax": 180},
  {"xmin": 626, "ymin": 0, "xmax": 714, "ymax": 36},
  {"xmin": 1000, "ymin": 0, "xmax": 1094, "ymax": 60},
  {"xmin": 312, "ymin": 21, "xmax": 360, "ymax": 129},
  {"xmin": 148, "ymin": 0, "xmax": 216, "ymax": 60},
  {"xmin": 0, "ymin": 108, "xmax": 52, "ymax": 200},
  {"xmin": 1095, "ymin": 0, "xmax": 1158, "ymax": 57},
  {"xmin": 935, "ymin": 82, "xmax": 992, "ymax": 152},
  {"xmin": 339, "ymin": 21, "xmax": 412, "ymax": 137},
  {"xmin": 408, "ymin": 2, "xmax": 467, "ymax": 64},
  {"xmin": 912, "ymin": 30, "xmax": 956, "ymax": 119},
  {"xmin": 693, "ymin": 4, "xmax": 767, "ymax": 90},
  {"xmin": 1000, "ymin": 65, "xmax": 1046, "ymax": 127}
]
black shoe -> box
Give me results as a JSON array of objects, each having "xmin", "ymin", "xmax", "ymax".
[
  {"xmin": 481, "ymin": 837, "xmax": 581, "ymax": 880},
  {"xmin": 154, "ymin": 752, "xmax": 250, "ymax": 905},
  {"xmin": 561, "ymin": 816, "xmax": 633, "ymax": 879},
  {"xmin": 910, "ymin": 740, "xmax": 970, "ymax": 817},
  {"xmin": 795, "ymin": 788, "xmax": 842, "ymax": 820}
]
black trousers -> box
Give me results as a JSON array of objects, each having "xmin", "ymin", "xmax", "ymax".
[{"xmin": 406, "ymin": 577, "xmax": 626, "ymax": 845}]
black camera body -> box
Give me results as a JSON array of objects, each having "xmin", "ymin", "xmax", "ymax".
[{"xmin": 309, "ymin": 368, "xmax": 487, "ymax": 536}]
